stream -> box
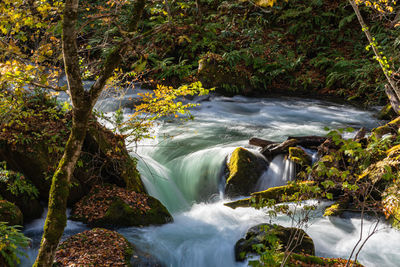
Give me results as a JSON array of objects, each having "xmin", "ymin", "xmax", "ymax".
[{"xmin": 20, "ymin": 93, "xmax": 400, "ymax": 266}]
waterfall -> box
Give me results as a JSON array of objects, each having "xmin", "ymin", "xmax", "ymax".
[{"xmin": 255, "ymin": 154, "xmax": 296, "ymax": 191}]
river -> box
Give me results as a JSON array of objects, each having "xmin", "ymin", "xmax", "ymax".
[{"xmin": 21, "ymin": 93, "xmax": 400, "ymax": 266}]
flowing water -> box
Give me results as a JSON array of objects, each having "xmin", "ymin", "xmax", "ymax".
[{"xmin": 20, "ymin": 94, "xmax": 400, "ymax": 266}]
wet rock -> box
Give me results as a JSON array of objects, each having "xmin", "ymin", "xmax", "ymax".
[
  {"xmin": 0, "ymin": 116, "xmax": 145, "ymax": 206},
  {"xmin": 225, "ymin": 147, "xmax": 268, "ymax": 198},
  {"xmin": 224, "ymin": 181, "xmax": 315, "ymax": 209},
  {"xmin": 54, "ymin": 228, "xmax": 134, "ymax": 266},
  {"xmin": 71, "ymin": 184, "xmax": 172, "ymax": 227},
  {"xmin": 235, "ymin": 223, "xmax": 315, "ymax": 261},
  {"xmin": 0, "ymin": 200, "xmax": 23, "ymax": 226}
]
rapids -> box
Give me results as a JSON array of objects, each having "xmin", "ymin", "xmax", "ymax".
[{"xmin": 20, "ymin": 94, "xmax": 400, "ymax": 267}]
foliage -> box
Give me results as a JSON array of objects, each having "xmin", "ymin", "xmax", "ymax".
[
  {"xmin": 0, "ymin": 88, "xmax": 70, "ymax": 152},
  {"xmin": 0, "ymin": 162, "xmax": 39, "ymax": 199},
  {"xmin": 87, "ymin": 0, "xmax": 398, "ymax": 103},
  {"xmin": 0, "ymin": 222, "xmax": 31, "ymax": 267},
  {"xmin": 101, "ymin": 81, "xmax": 211, "ymax": 147}
]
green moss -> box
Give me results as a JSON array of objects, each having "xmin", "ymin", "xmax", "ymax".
[
  {"xmin": 224, "ymin": 181, "xmax": 315, "ymax": 209},
  {"xmin": 371, "ymin": 117, "xmax": 400, "ymax": 138},
  {"xmin": 235, "ymin": 223, "xmax": 315, "ymax": 261},
  {"xmin": 225, "ymin": 147, "xmax": 267, "ymax": 197},
  {"xmin": 0, "ymin": 200, "xmax": 23, "ymax": 226},
  {"xmin": 288, "ymin": 147, "xmax": 312, "ymax": 166},
  {"xmin": 101, "ymin": 196, "xmax": 172, "ymax": 227}
]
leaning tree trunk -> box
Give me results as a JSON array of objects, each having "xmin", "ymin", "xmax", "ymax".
[
  {"xmin": 33, "ymin": 106, "xmax": 90, "ymax": 266},
  {"xmin": 33, "ymin": 0, "xmax": 146, "ymax": 265},
  {"xmin": 349, "ymin": 0, "xmax": 400, "ymax": 114}
]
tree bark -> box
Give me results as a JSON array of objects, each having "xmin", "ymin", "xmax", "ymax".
[
  {"xmin": 33, "ymin": 0, "xmax": 146, "ymax": 265},
  {"xmin": 349, "ymin": 0, "xmax": 400, "ymax": 112}
]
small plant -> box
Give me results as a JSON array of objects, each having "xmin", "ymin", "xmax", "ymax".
[
  {"xmin": 0, "ymin": 162, "xmax": 39, "ymax": 199},
  {"xmin": 0, "ymin": 222, "xmax": 31, "ymax": 267}
]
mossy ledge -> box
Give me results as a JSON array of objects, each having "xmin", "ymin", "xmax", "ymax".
[{"xmin": 224, "ymin": 181, "xmax": 315, "ymax": 209}]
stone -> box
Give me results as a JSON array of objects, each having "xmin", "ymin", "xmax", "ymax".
[
  {"xmin": 235, "ymin": 223, "xmax": 315, "ymax": 261},
  {"xmin": 71, "ymin": 184, "xmax": 172, "ymax": 227},
  {"xmin": 225, "ymin": 147, "xmax": 268, "ymax": 198},
  {"xmin": 0, "ymin": 200, "xmax": 23, "ymax": 226},
  {"xmin": 54, "ymin": 228, "xmax": 134, "ymax": 266}
]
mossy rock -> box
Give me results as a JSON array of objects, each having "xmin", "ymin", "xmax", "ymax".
[
  {"xmin": 55, "ymin": 228, "xmax": 134, "ymax": 266},
  {"xmin": 198, "ymin": 53, "xmax": 251, "ymax": 94},
  {"xmin": 225, "ymin": 147, "xmax": 267, "ymax": 198},
  {"xmin": 288, "ymin": 146, "xmax": 312, "ymax": 166},
  {"xmin": 235, "ymin": 223, "xmax": 315, "ymax": 261},
  {"xmin": 0, "ymin": 200, "xmax": 23, "ymax": 226},
  {"xmin": 378, "ymin": 104, "xmax": 397, "ymax": 121},
  {"xmin": 323, "ymin": 198, "xmax": 349, "ymax": 217},
  {"xmin": 224, "ymin": 181, "xmax": 315, "ymax": 209},
  {"xmin": 0, "ymin": 180, "xmax": 43, "ymax": 223},
  {"xmin": 71, "ymin": 184, "xmax": 172, "ymax": 227},
  {"xmin": 0, "ymin": 115, "xmax": 145, "ymax": 206},
  {"xmin": 100, "ymin": 196, "xmax": 172, "ymax": 227}
]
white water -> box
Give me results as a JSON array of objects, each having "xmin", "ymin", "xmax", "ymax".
[{"xmin": 20, "ymin": 94, "xmax": 400, "ymax": 266}]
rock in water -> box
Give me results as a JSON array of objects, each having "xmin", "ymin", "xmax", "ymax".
[
  {"xmin": 0, "ymin": 200, "xmax": 23, "ymax": 226},
  {"xmin": 235, "ymin": 223, "xmax": 315, "ymax": 261},
  {"xmin": 70, "ymin": 184, "xmax": 172, "ymax": 227},
  {"xmin": 225, "ymin": 147, "xmax": 267, "ymax": 198},
  {"xmin": 54, "ymin": 228, "xmax": 134, "ymax": 266}
]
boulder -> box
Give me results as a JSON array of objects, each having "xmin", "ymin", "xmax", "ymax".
[
  {"xmin": 0, "ymin": 200, "xmax": 23, "ymax": 226},
  {"xmin": 225, "ymin": 147, "xmax": 267, "ymax": 198},
  {"xmin": 198, "ymin": 52, "xmax": 251, "ymax": 94},
  {"xmin": 0, "ymin": 112, "xmax": 145, "ymax": 206},
  {"xmin": 0, "ymin": 169, "xmax": 43, "ymax": 222},
  {"xmin": 235, "ymin": 223, "xmax": 315, "ymax": 261},
  {"xmin": 71, "ymin": 184, "xmax": 172, "ymax": 227},
  {"xmin": 54, "ymin": 228, "xmax": 134, "ymax": 266}
]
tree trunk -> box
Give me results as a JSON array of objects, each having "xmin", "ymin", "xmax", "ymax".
[
  {"xmin": 349, "ymin": 0, "xmax": 400, "ymax": 112},
  {"xmin": 33, "ymin": 0, "xmax": 147, "ymax": 265},
  {"xmin": 33, "ymin": 107, "xmax": 90, "ymax": 266}
]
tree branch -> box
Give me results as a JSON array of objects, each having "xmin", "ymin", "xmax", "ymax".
[{"xmin": 88, "ymin": 0, "xmax": 146, "ymax": 105}]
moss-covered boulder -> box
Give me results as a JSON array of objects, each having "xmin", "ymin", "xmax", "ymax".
[
  {"xmin": 225, "ymin": 147, "xmax": 267, "ymax": 198},
  {"xmin": 198, "ymin": 52, "xmax": 251, "ymax": 94},
  {"xmin": 71, "ymin": 184, "xmax": 172, "ymax": 227},
  {"xmin": 288, "ymin": 147, "xmax": 311, "ymax": 167},
  {"xmin": 0, "ymin": 169, "xmax": 43, "ymax": 223},
  {"xmin": 0, "ymin": 200, "xmax": 23, "ymax": 226},
  {"xmin": 0, "ymin": 110, "xmax": 145, "ymax": 206},
  {"xmin": 323, "ymin": 197, "xmax": 349, "ymax": 217},
  {"xmin": 54, "ymin": 228, "xmax": 134, "ymax": 266},
  {"xmin": 224, "ymin": 181, "xmax": 315, "ymax": 209},
  {"xmin": 235, "ymin": 223, "xmax": 315, "ymax": 261}
]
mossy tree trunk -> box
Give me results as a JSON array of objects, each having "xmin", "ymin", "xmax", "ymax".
[{"xmin": 33, "ymin": 0, "xmax": 146, "ymax": 266}]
